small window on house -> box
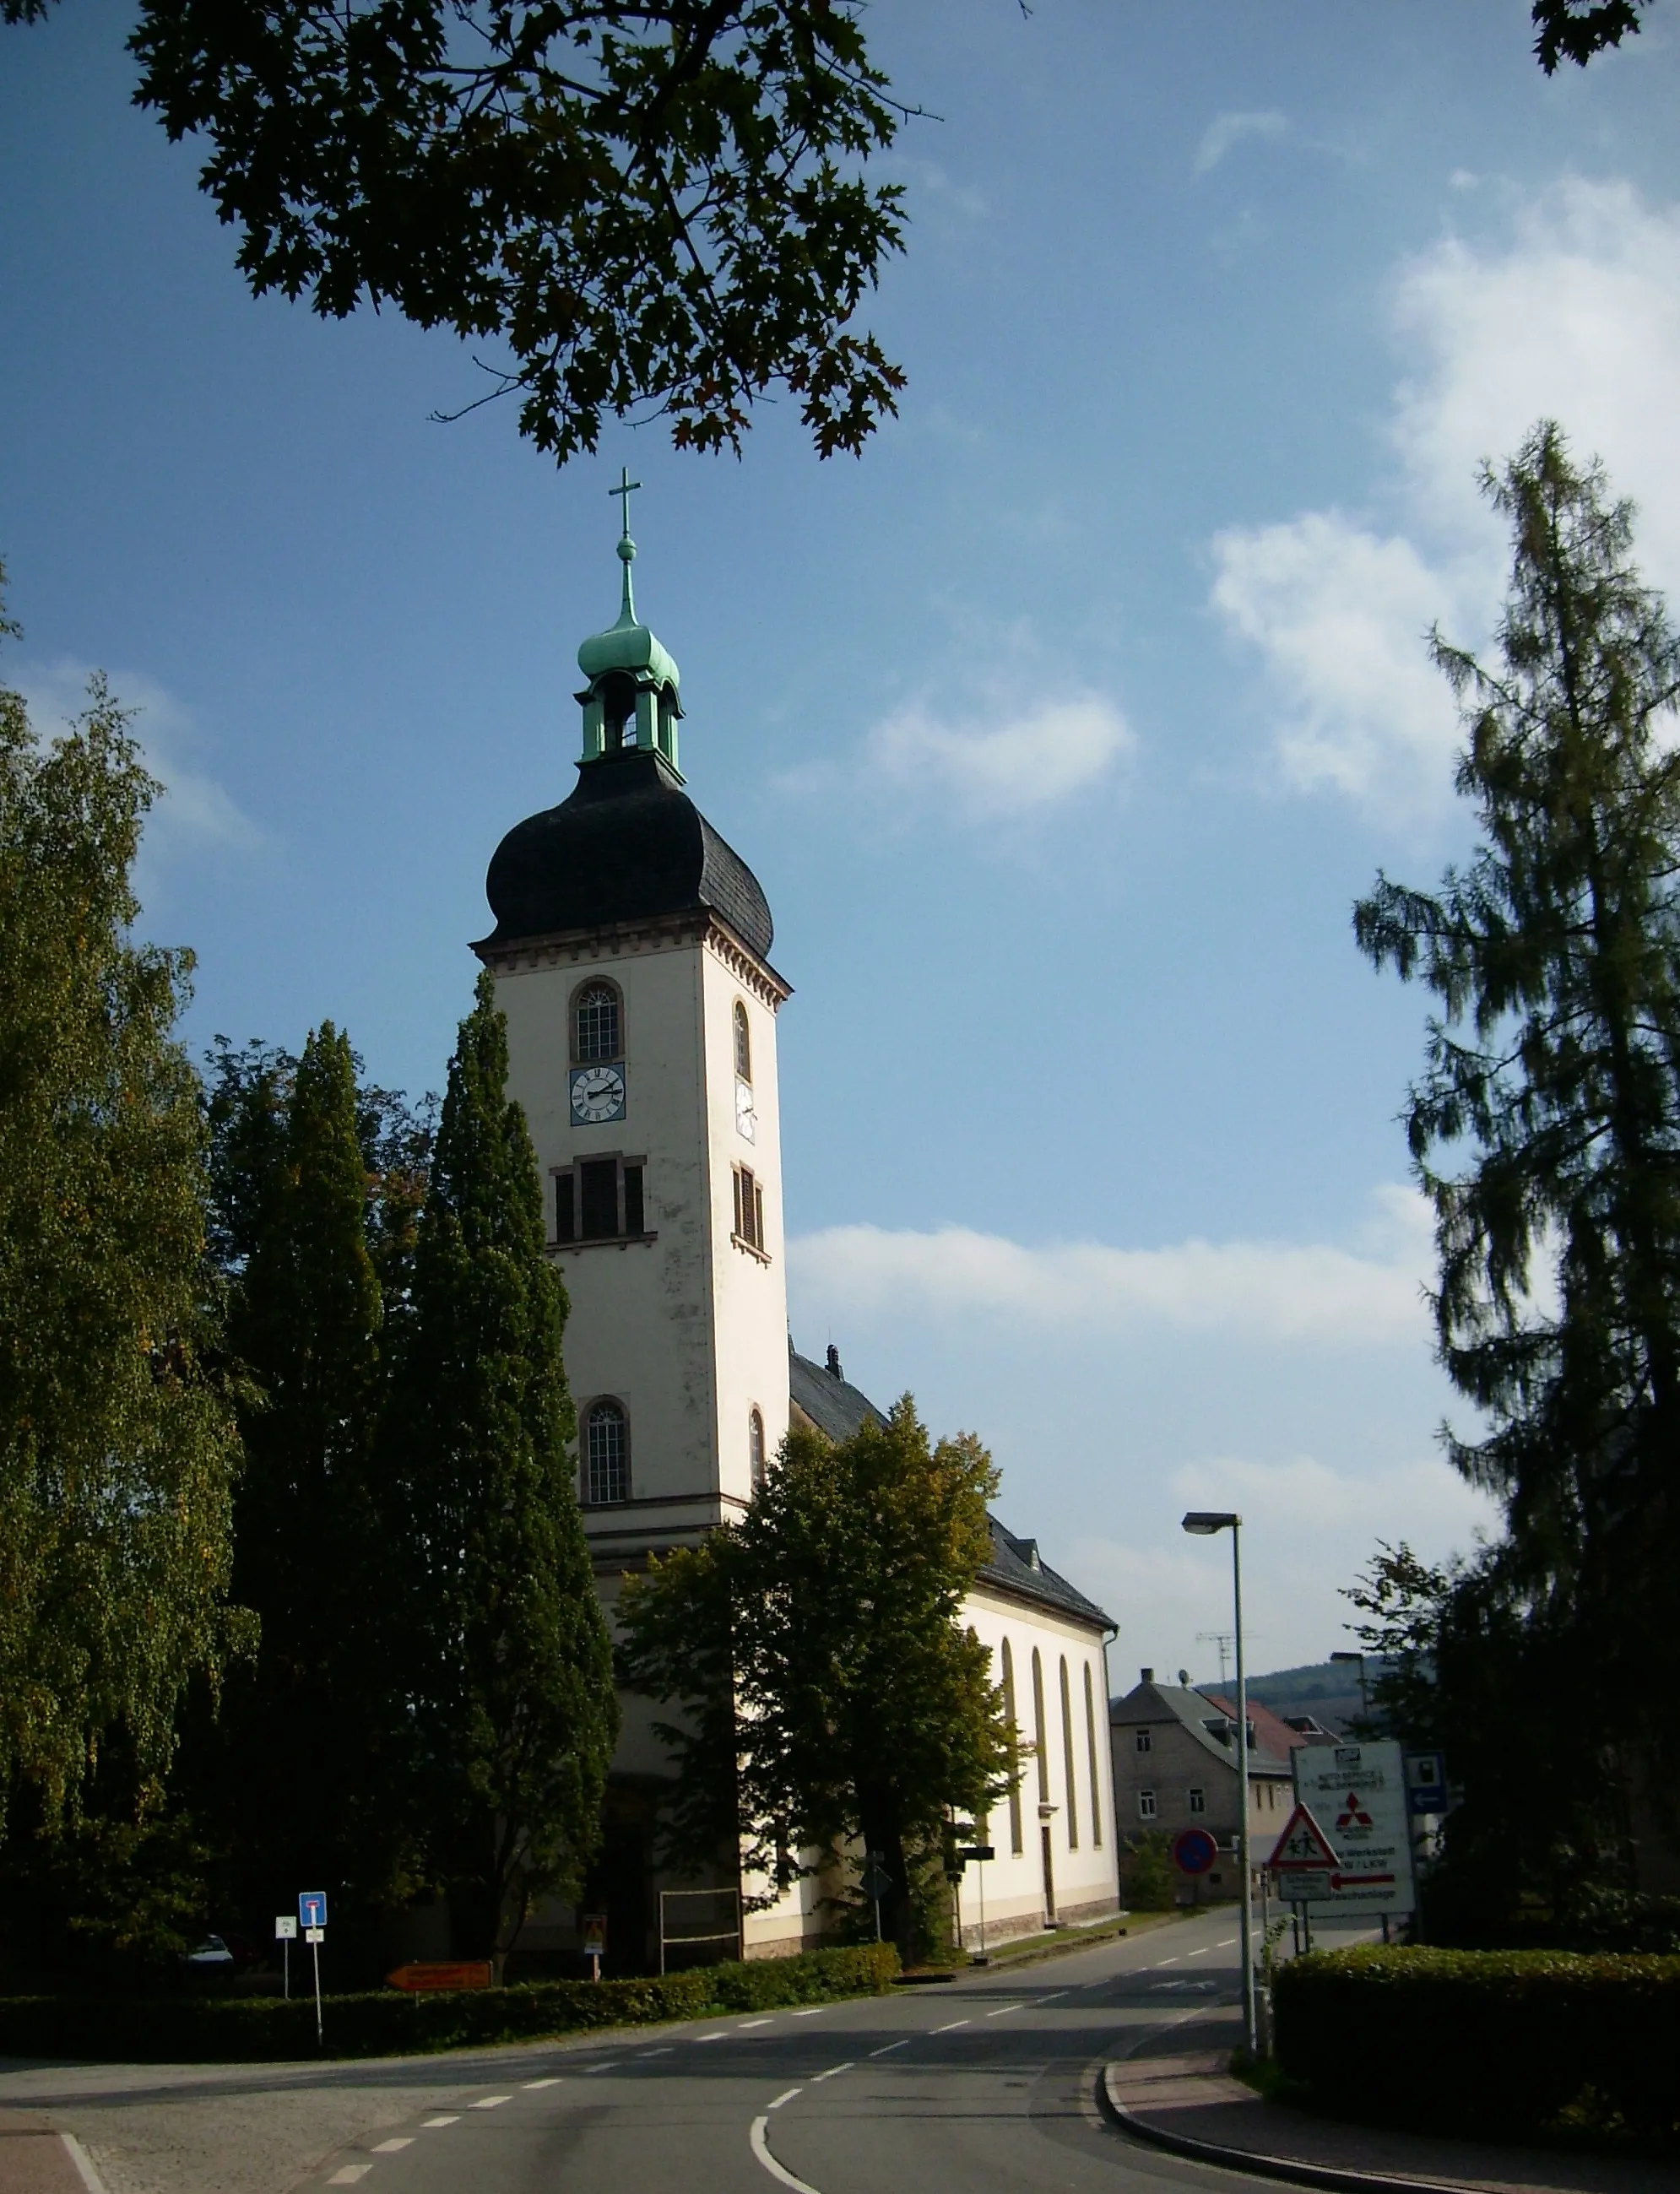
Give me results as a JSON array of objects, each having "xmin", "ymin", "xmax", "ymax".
[
  {"xmin": 732, "ymin": 1165, "xmax": 767, "ymax": 1254},
  {"xmin": 1188, "ymin": 1787, "xmax": 1206, "ymax": 1814},
  {"xmin": 1135, "ymin": 1728, "xmax": 1152, "ymax": 1754},
  {"xmin": 750, "ymin": 1407, "xmax": 767, "ymax": 1488},
  {"xmin": 1138, "ymin": 1790, "xmax": 1157, "ymax": 1820},
  {"xmin": 574, "ymin": 982, "xmax": 621, "ymax": 1063},
  {"xmin": 580, "ymin": 1157, "xmax": 620, "ymax": 1239},
  {"xmin": 585, "ymin": 1400, "xmax": 629, "ymax": 1504},
  {"xmin": 734, "ymin": 999, "xmax": 752, "ymax": 1082},
  {"xmin": 555, "ymin": 1170, "xmax": 576, "ymax": 1243}
]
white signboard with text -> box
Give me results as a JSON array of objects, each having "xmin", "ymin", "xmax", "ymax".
[{"xmin": 1292, "ymin": 1740, "xmax": 1417, "ymax": 1916}]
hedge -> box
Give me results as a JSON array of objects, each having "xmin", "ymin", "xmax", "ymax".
[
  {"xmin": 0, "ymin": 1941, "xmax": 899, "ymax": 2063},
  {"xmin": 1273, "ymin": 1945, "xmax": 1680, "ymax": 2143}
]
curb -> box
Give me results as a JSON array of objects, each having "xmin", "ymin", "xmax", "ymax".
[{"xmin": 1097, "ymin": 2065, "xmax": 1470, "ymax": 2194}]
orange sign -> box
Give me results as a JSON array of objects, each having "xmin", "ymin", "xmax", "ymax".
[{"xmin": 386, "ymin": 1961, "xmax": 494, "ymax": 1993}]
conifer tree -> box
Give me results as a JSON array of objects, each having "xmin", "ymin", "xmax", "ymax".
[
  {"xmin": 1355, "ymin": 421, "xmax": 1680, "ymax": 1799},
  {"xmin": 212, "ymin": 1023, "xmax": 398, "ymax": 1922},
  {"xmin": 393, "ymin": 972, "xmax": 615, "ymax": 1964},
  {"xmin": 0, "ymin": 604, "xmax": 243, "ymax": 1832},
  {"xmin": 618, "ymin": 1398, "xmax": 1012, "ymax": 1958}
]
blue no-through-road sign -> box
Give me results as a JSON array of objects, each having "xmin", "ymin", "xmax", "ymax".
[{"xmin": 299, "ymin": 1890, "xmax": 328, "ymax": 1930}]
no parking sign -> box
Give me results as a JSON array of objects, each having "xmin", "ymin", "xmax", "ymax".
[{"xmin": 1172, "ymin": 1827, "xmax": 1220, "ymax": 1875}]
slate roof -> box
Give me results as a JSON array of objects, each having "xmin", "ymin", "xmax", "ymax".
[
  {"xmin": 480, "ymin": 746, "xmax": 774, "ymax": 962},
  {"xmin": 1109, "ymin": 1677, "xmax": 1295, "ymax": 1778},
  {"xmin": 788, "ymin": 1346, "xmax": 1114, "ymax": 1633}
]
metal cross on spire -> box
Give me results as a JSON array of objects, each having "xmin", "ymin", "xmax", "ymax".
[{"xmin": 610, "ymin": 467, "xmax": 642, "ymax": 539}]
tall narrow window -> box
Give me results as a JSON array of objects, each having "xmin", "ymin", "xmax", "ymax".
[
  {"xmin": 585, "ymin": 1400, "xmax": 629, "ymax": 1504},
  {"xmin": 1138, "ymin": 1790, "xmax": 1157, "ymax": 1820},
  {"xmin": 1031, "ymin": 1648, "xmax": 1049, "ymax": 1805},
  {"xmin": 734, "ymin": 999, "xmax": 752, "ymax": 1081},
  {"xmin": 732, "ymin": 1165, "xmax": 767, "ymax": 1254},
  {"xmin": 1084, "ymin": 1663, "xmax": 1103, "ymax": 1848},
  {"xmin": 555, "ymin": 1170, "xmax": 576, "ymax": 1243},
  {"xmin": 623, "ymin": 1162, "xmax": 645, "ymax": 1236},
  {"xmin": 1000, "ymin": 1639, "xmax": 1024, "ymax": 1855},
  {"xmin": 580, "ymin": 1157, "xmax": 620, "ymax": 1239},
  {"xmin": 749, "ymin": 1407, "xmax": 767, "ymax": 1488},
  {"xmin": 574, "ymin": 981, "xmax": 621, "ymax": 1062},
  {"xmin": 1059, "ymin": 1656, "xmax": 1079, "ymax": 1850}
]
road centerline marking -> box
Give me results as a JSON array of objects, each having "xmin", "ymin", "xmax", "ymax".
[
  {"xmin": 420, "ymin": 2116, "xmax": 458, "ymax": 2128},
  {"xmin": 521, "ymin": 2078, "xmax": 561, "ymax": 2088},
  {"xmin": 868, "ymin": 2040, "xmax": 908, "ymax": 2056},
  {"xmin": 810, "ymin": 2061, "xmax": 854, "ymax": 2082},
  {"xmin": 1188, "ymin": 1947, "xmax": 1211, "ymax": 1956},
  {"xmin": 1037, "ymin": 1990, "xmax": 1068, "ymax": 2002},
  {"xmin": 636, "ymin": 2047, "xmax": 673, "ymax": 2058},
  {"xmin": 931, "ymin": 2019, "xmax": 969, "ymax": 2034},
  {"xmin": 984, "ymin": 2003, "xmax": 1024, "ymax": 2018},
  {"xmin": 696, "ymin": 2030, "xmax": 731, "ymax": 2042},
  {"xmin": 738, "ymin": 2017, "xmax": 774, "ymax": 2029},
  {"xmin": 751, "ymin": 2115, "xmax": 822, "ymax": 2194},
  {"xmin": 767, "ymin": 2088, "xmax": 803, "ymax": 2109},
  {"xmin": 1155, "ymin": 1957, "xmax": 1180, "ymax": 1966},
  {"xmin": 328, "ymin": 2171, "xmax": 371, "ymax": 2186},
  {"xmin": 371, "ymin": 2140, "xmax": 412, "ymax": 2153},
  {"xmin": 789, "ymin": 2007, "xmax": 825, "ymax": 2018},
  {"xmin": 469, "ymin": 2096, "xmax": 512, "ymax": 2109}
]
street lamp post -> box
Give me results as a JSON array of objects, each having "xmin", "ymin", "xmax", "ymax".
[{"xmin": 1183, "ymin": 1510, "xmax": 1255, "ymax": 2057}]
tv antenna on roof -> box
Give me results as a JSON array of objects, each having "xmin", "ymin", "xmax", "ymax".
[{"xmin": 1196, "ymin": 1631, "xmax": 1234, "ymax": 1687}]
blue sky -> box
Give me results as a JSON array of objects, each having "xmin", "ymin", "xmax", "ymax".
[{"xmin": 7, "ymin": 0, "xmax": 1680, "ymax": 1682}]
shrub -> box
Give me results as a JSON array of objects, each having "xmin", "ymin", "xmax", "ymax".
[
  {"xmin": 0, "ymin": 1940, "xmax": 898, "ymax": 2061},
  {"xmin": 1273, "ymin": 1946, "xmax": 1680, "ymax": 2143},
  {"xmin": 1119, "ymin": 1832, "xmax": 1174, "ymax": 1911}
]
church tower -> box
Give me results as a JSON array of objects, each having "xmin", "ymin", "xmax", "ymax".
[{"xmin": 474, "ymin": 487, "xmax": 791, "ymax": 1577}]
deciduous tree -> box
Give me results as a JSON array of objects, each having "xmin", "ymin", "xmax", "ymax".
[
  {"xmin": 617, "ymin": 1398, "xmax": 1013, "ymax": 1958},
  {"xmin": 0, "ymin": 600, "xmax": 244, "ymax": 1834}
]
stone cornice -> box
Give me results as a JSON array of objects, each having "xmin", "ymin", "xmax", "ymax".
[{"xmin": 473, "ymin": 909, "xmax": 791, "ymax": 1007}]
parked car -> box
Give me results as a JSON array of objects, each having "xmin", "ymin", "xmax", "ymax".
[{"xmin": 182, "ymin": 1934, "xmax": 236, "ymax": 1969}]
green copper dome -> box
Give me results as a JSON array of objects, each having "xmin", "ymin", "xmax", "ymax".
[
  {"xmin": 577, "ymin": 524, "xmax": 680, "ymax": 691},
  {"xmin": 574, "ymin": 474, "xmax": 684, "ymax": 774}
]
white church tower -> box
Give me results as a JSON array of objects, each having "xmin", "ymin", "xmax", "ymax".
[{"xmin": 474, "ymin": 483, "xmax": 791, "ymax": 1581}]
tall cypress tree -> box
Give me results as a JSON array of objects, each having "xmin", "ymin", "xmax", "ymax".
[
  {"xmin": 393, "ymin": 972, "xmax": 615, "ymax": 1964},
  {"xmin": 214, "ymin": 1023, "xmax": 395, "ymax": 1926}
]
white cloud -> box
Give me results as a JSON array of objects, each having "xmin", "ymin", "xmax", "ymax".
[
  {"xmin": 1195, "ymin": 111, "xmax": 1287, "ymax": 175},
  {"xmin": 1212, "ymin": 177, "xmax": 1680, "ymax": 823},
  {"xmin": 13, "ymin": 658, "xmax": 257, "ymax": 864},
  {"xmin": 789, "ymin": 1185, "xmax": 1431, "ymax": 1349},
  {"xmin": 863, "ymin": 691, "xmax": 1134, "ymax": 821}
]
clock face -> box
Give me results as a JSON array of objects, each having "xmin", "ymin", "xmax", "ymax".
[
  {"xmin": 570, "ymin": 1063, "xmax": 626, "ymax": 1124},
  {"xmin": 734, "ymin": 1075, "xmax": 756, "ymax": 1142}
]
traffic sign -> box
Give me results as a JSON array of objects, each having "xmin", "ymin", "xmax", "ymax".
[
  {"xmin": 1267, "ymin": 1802, "xmax": 1338, "ymax": 1873},
  {"xmin": 274, "ymin": 1916, "xmax": 297, "ymax": 1941},
  {"xmin": 860, "ymin": 1861, "xmax": 894, "ymax": 1899},
  {"xmin": 1406, "ymin": 1752, "xmax": 1448, "ymax": 1813},
  {"xmin": 1171, "ymin": 1827, "xmax": 1219, "ymax": 1876},
  {"xmin": 299, "ymin": 1890, "xmax": 328, "ymax": 1930},
  {"xmin": 1293, "ymin": 1742, "xmax": 1416, "ymax": 1916},
  {"xmin": 305, "ymin": 1926, "xmax": 325, "ymax": 1944},
  {"xmin": 582, "ymin": 1914, "xmax": 607, "ymax": 1956},
  {"xmin": 957, "ymin": 1845, "xmax": 995, "ymax": 1862}
]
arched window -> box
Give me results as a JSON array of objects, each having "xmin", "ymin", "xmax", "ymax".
[
  {"xmin": 600, "ymin": 670, "xmax": 637, "ymax": 750},
  {"xmin": 733, "ymin": 999, "xmax": 751, "ymax": 1082},
  {"xmin": 1000, "ymin": 1639, "xmax": 1024, "ymax": 1855},
  {"xmin": 749, "ymin": 1406, "xmax": 767, "ymax": 1488},
  {"xmin": 584, "ymin": 1400, "xmax": 629, "ymax": 1504},
  {"xmin": 574, "ymin": 980, "xmax": 621, "ymax": 1063},
  {"xmin": 1031, "ymin": 1647, "xmax": 1049, "ymax": 1803},
  {"xmin": 1083, "ymin": 1663, "xmax": 1103, "ymax": 1848},
  {"xmin": 1059, "ymin": 1655, "xmax": 1079, "ymax": 1850}
]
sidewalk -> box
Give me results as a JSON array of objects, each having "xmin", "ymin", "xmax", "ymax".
[
  {"xmin": 1103, "ymin": 2036, "xmax": 1680, "ymax": 2194},
  {"xmin": 0, "ymin": 2113, "xmax": 95, "ymax": 2194}
]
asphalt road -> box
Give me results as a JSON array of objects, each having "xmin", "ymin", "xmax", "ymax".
[
  {"xmin": 292, "ymin": 1911, "xmax": 1274, "ymax": 2194},
  {"xmin": 1, "ymin": 1910, "xmax": 1379, "ymax": 2194}
]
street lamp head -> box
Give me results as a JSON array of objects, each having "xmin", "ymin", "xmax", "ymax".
[{"xmin": 1181, "ymin": 1511, "xmax": 1240, "ymax": 1535}]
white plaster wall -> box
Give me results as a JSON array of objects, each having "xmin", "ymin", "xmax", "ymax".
[
  {"xmin": 956, "ymin": 1592, "xmax": 1119, "ymax": 1942},
  {"xmin": 698, "ymin": 945, "xmax": 790, "ymax": 1507}
]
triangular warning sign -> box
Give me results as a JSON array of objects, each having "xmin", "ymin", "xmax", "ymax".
[{"xmin": 1267, "ymin": 1801, "xmax": 1339, "ymax": 1871}]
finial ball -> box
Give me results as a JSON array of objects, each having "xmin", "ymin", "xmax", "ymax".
[{"xmin": 617, "ymin": 533, "xmax": 636, "ymax": 564}]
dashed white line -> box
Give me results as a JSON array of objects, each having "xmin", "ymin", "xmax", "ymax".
[
  {"xmin": 1037, "ymin": 1990, "xmax": 1068, "ymax": 2003},
  {"xmin": 984, "ymin": 2003, "xmax": 1024, "ymax": 2018},
  {"xmin": 522, "ymin": 2076, "xmax": 561, "ymax": 2088},
  {"xmin": 930, "ymin": 2019, "xmax": 969, "ymax": 2034},
  {"xmin": 751, "ymin": 2115, "xmax": 822, "ymax": 2194},
  {"xmin": 583, "ymin": 2064, "xmax": 614, "ymax": 2074},
  {"xmin": 328, "ymin": 2171, "xmax": 371, "ymax": 2186},
  {"xmin": 696, "ymin": 2030, "xmax": 731, "ymax": 2042},
  {"xmin": 371, "ymin": 2140, "xmax": 413, "ymax": 2154},
  {"xmin": 810, "ymin": 2061, "xmax": 854, "ymax": 2082},
  {"xmin": 1188, "ymin": 1947, "xmax": 1211, "ymax": 1957},
  {"xmin": 738, "ymin": 2017, "xmax": 774, "ymax": 2029},
  {"xmin": 767, "ymin": 2088, "xmax": 803, "ymax": 2109},
  {"xmin": 636, "ymin": 2047, "xmax": 673, "ymax": 2058},
  {"xmin": 869, "ymin": 2040, "xmax": 908, "ymax": 2056},
  {"xmin": 1155, "ymin": 1957, "xmax": 1180, "ymax": 1967},
  {"xmin": 1217, "ymin": 1937, "xmax": 1237, "ymax": 1946},
  {"xmin": 789, "ymin": 2006, "xmax": 826, "ymax": 2018},
  {"xmin": 420, "ymin": 2116, "xmax": 458, "ymax": 2128},
  {"xmin": 469, "ymin": 2095, "xmax": 512, "ymax": 2109}
]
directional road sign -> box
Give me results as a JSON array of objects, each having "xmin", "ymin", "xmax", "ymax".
[
  {"xmin": 1406, "ymin": 1752, "xmax": 1448, "ymax": 1813},
  {"xmin": 298, "ymin": 1890, "xmax": 328, "ymax": 1931},
  {"xmin": 957, "ymin": 1845, "xmax": 995, "ymax": 1862},
  {"xmin": 1293, "ymin": 1742, "xmax": 1416, "ymax": 1916},
  {"xmin": 274, "ymin": 1915, "xmax": 297, "ymax": 1941},
  {"xmin": 1171, "ymin": 1827, "xmax": 1220, "ymax": 1876}
]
